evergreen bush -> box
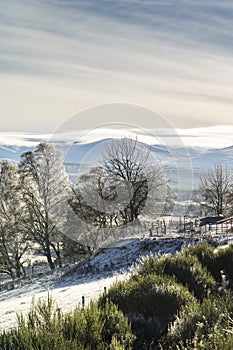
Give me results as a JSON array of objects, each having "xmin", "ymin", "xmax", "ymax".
[
  {"xmin": 162, "ymin": 294, "xmax": 233, "ymax": 350},
  {"xmin": 137, "ymin": 253, "xmax": 215, "ymax": 299},
  {"xmin": 183, "ymin": 243, "xmax": 233, "ymax": 288},
  {"xmin": 99, "ymin": 274, "xmax": 194, "ymax": 347},
  {"xmin": 0, "ymin": 295, "xmax": 134, "ymax": 350}
]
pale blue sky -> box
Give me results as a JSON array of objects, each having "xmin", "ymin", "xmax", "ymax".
[{"xmin": 0, "ymin": 0, "xmax": 232, "ymax": 132}]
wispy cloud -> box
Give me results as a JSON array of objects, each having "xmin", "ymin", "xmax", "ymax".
[{"xmin": 0, "ymin": 0, "xmax": 232, "ymax": 132}]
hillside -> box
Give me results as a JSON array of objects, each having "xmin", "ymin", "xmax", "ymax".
[{"xmin": 0, "ymin": 235, "xmax": 230, "ymax": 332}]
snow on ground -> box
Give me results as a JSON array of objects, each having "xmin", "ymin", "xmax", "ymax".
[
  {"xmin": 0, "ymin": 236, "xmax": 230, "ymax": 332},
  {"xmin": 0, "ymin": 273, "xmax": 127, "ymax": 332}
]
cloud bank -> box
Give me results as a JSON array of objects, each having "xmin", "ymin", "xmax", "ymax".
[{"xmin": 0, "ymin": 0, "xmax": 232, "ymax": 132}]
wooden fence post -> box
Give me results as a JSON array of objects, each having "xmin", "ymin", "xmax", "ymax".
[{"xmin": 82, "ymin": 296, "xmax": 85, "ymax": 308}]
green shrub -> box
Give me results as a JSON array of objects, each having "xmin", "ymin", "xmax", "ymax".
[
  {"xmin": 137, "ymin": 253, "xmax": 215, "ymax": 299},
  {"xmin": 182, "ymin": 243, "xmax": 221, "ymax": 282},
  {"xmin": 214, "ymin": 245, "xmax": 233, "ymax": 285},
  {"xmin": 99, "ymin": 274, "xmax": 194, "ymax": 347},
  {"xmin": 194, "ymin": 321, "xmax": 233, "ymax": 350},
  {"xmin": 0, "ymin": 295, "xmax": 134, "ymax": 350},
  {"xmin": 173, "ymin": 318, "xmax": 233, "ymax": 350},
  {"xmin": 162, "ymin": 294, "xmax": 233, "ymax": 350},
  {"xmin": 183, "ymin": 243, "xmax": 233, "ymax": 288},
  {"xmin": 182, "ymin": 243, "xmax": 215, "ymax": 269}
]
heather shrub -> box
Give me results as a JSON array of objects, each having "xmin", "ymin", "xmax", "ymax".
[
  {"xmin": 165, "ymin": 300, "xmax": 202, "ymax": 348},
  {"xmin": 161, "ymin": 293, "xmax": 233, "ymax": 349},
  {"xmin": 214, "ymin": 244, "xmax": 233, "ymax": 286},
  {"xmin": 0, "ymin": 295, "xmax": 134, "ymax": 350},
  {"xmin": 172, "ymin": 317, "xmax": 233, "ymax": 350},
  {"xmin": 137, "ymin": 253, "xmax": 215, "ymax": 299},
  {"xmin": 183, "ymin": 243, "xmax": 233, "ymax": 287},
  {"xmin": 99, "ymin": 274, "xmax": 194, "ymax": 348},
  {"xmin": 182, "ymin": 243, "xmax": 215, "ymax": 270}
]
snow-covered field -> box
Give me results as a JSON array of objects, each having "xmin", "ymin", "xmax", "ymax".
[
  {"xmin": 0, "ymin": 272, "xmax": 127, "ymax": 332},
  {"xmin": 0, "ymin": 236, "xmax": 230, "ymax": 332}
]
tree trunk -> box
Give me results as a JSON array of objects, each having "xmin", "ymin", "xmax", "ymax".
[
  {"xmin": 45, "ymin": 240, "xmax": 55, "ymax": 270},
  {"xmin": 52, "ymin": 242, "xmax": 62, "ymax": 268}
]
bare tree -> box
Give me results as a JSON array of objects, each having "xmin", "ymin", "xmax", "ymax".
[
  {"xmin": 69, "ymin": 138, "xmax": 168, "ymax": 237},
  {"xmin": 0, "ymin": 161, "xmax": 29, "ymax": 279},
  {"xmin": 69, "ymin": 167, "xmax": 120, "ymax": 228},
  {"xmin": 102, "ymin": 138, "xmax": 167, "ymax": 224},
  {"xmin": 19, "ymin": 143, "xmax": 70, "ymax": 270},
  {"xmin": 199, "ymin": 165, "xmax": 232, "ymax": 216}
]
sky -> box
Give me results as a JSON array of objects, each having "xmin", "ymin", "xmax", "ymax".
[{"xmin": 0, "ymin": 0, "xmax": 233, "ymax": 135}]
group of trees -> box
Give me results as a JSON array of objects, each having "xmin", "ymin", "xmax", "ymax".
[
  {"xmin": 0, "ymin": 136, "xmax": 232, "ymax": 280},
  {"xmin": 69, "ymin": 138, "xmax": 167, "ymax": 229},
  {"xmin": 0, "ymin": 161, "xmax": 28, "ymax": 279},
  {"xmin": 0, "ymin": 138, "xmax": 168, "ymax": 280},
  {"xmin": 0, "ymin": 143, "xmax": 71, "ymax": 278}
]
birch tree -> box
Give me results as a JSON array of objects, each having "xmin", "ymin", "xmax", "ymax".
[
  {"xmin": 0, "ymin": 161, "xmax": 28, "ymax": 279},
  {"xmin": 19, "ymin": 143, "xmax": 70, "ymax": 270}
]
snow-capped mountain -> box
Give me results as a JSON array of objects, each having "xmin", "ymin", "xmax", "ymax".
[
  {"xmin": 1, "ymin": 135, "xmax": 232, "ymax": 166},
  {"xmin": 0, "ymin": 134, "xmax": 233, "ymax": 190}
]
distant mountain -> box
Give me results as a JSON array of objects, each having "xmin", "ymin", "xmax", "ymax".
[
  {"xmin": 0, "ymin": 145, "xmax": 35, "ymax": 163},
  {"xmin": 1, "ymin": 136, "xmax": 233, "ymax": 189},
  {"xmin": 191, "ymin": 147, "xmax": 233, "ymax": 169}
]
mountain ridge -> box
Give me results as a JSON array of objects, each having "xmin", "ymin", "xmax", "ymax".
[{"xmin": 1, "ymin": 137, "xmax": 233, "ymax": 170}]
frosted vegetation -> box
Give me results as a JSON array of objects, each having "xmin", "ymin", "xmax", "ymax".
[
  {"xmin": 1, "ymin": 243, "xmax": 233, "ymax": 349},
  {"xmin": 1, "ymin": 138, "xmax": 233, "ymax": 349}
]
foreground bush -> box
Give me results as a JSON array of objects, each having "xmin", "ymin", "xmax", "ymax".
[
  {"xmin": 214, "ymin": 244, "xmax": 233, "ymax": 286},
  {"xmin": 0, "ymin": 295, "xmax": 134, "ymax": 350},
  {"xmin": 137, "ymin": 253, "xmax": 215, "ymax": 299},
  {"xmin": 162, "ymin": 293, "xmax": 233, "ymax": 349},
  {"xmin": 182, "ymin": 243, "xmax": 215, "ymax": 271},
  {"xmin": 183, "ymin": 243, "xmax": 233, "ymax": 287},
  {"xmin": 171, "ymin": 315, "xmax": 233, "ymax": 350},
  {"xmin": 2, "ymin": 242, "xmax": 233, "ymax": 350},
  {"xmin": 99, "ymin": 274, "xmax": 194, "ymax": 348}
]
